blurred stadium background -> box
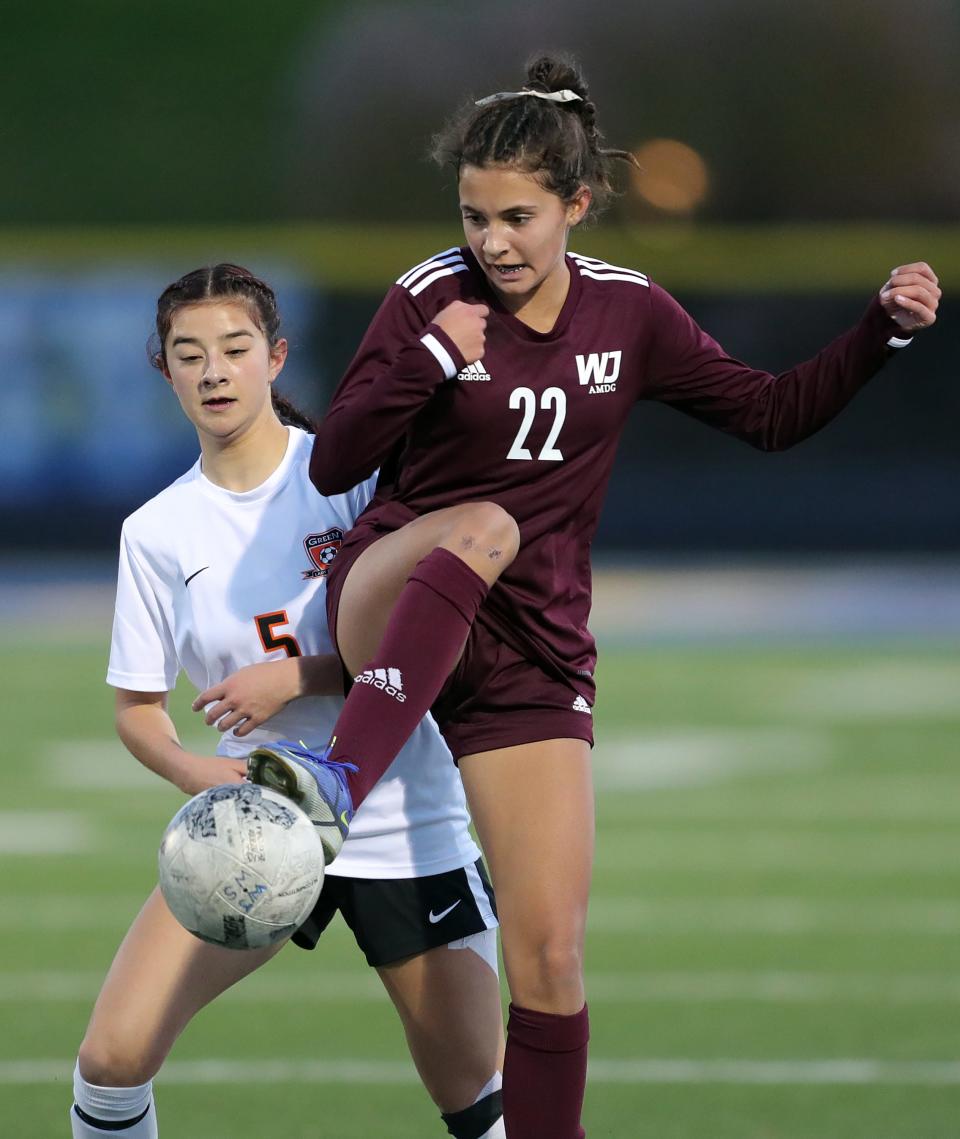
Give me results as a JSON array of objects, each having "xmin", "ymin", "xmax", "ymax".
[{"xmin": 2, "ymin": 2, "xmax": 959, "ymax": 1136}]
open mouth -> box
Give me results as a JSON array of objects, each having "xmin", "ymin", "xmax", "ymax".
[
  {"xmin": 490, "ymin": 263, "xmax": 527, "ymax": 280},
  {"xmin": 202, "ymin": 397, "xmax": 236, "ymax": 411}
]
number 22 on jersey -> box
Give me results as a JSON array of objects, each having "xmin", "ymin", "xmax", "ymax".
[{"xmin": 506, "ymin": 386, "xmax": 566, "ymax": 462}]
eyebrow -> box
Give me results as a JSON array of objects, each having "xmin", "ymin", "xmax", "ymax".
[
  {"xmin": 459, "ymin": 203, "xmax": 539, "ymax": 214},
  {"xmin": 171, "ymin": 329, "xmax": 255, "ymax": 348}
]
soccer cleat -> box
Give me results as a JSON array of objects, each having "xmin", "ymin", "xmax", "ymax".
[{"xmin": 246, "ymin": 740, "xmax": 357, "ymax": 865}]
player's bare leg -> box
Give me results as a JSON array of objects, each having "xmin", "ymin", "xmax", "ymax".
[
  {"xmin": 377, "ymin": 934, "xmax": 506, "ymax": 1135},
  {"xmin": 334, "ymin": 500, "xmax": 519, "ymax": 671},
  {"xmin": 250, "ymin": 501, "xmax": 519, "ymax": 817},
  {"xmin": 459, "ymin": 739, "xmax": 594, "ymax": 1139},
  {"xmin": 72, "ymin": 887, "xmax": 284, "ymax": 1136}
]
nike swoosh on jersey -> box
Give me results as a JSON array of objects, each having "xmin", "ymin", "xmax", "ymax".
[
  {"xmin": 184, "ymin": 566, "xmax": 209, "ymax": 587},
  {"xmin": 428, "ymin": 900, "xmax": 462, "ymax": 924}
]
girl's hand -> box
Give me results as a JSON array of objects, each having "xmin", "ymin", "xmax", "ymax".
[
  {"xmin": 879, "ymin": 263, "xmax": 941, "ymax": 333},
  {"xmin": 173, "ymin": 754, "xmax": 248, "ymax": 797},
  {"xmin": 433, "ymin": 300, "xmax": 489, "ymax": 364},
  {"xmin": 193, "ymin": 659, "xmax": 301, "ymax": 737}
]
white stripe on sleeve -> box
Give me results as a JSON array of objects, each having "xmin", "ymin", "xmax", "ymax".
[{"xmin": 420, "ymin": 332, "xmax": 458, "ymax": 379}]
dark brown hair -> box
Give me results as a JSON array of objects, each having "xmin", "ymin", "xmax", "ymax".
[
  {"xmin": 149, "ymin": 263, "xmax": 314, "ymax": 431},
  {"xmin": 431, "ymin": 53, "xmax": 636, "ymax": 215}
]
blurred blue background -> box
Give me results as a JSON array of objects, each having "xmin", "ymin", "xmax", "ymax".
[{"xmin": 1, "ymin": 0, "xmax": 958, "ymax": 553}]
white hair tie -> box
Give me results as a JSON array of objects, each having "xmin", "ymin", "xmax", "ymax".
[{"xmin": 474, "ymin": 88, "xmax": 582, "ymax": 108}]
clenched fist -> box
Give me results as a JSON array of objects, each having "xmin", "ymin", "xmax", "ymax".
[
  {"xmin": 433, "ymin": 300, "xmax": 489, "ymax": 365},
  {"xmin": 879, "ymin": 262, "xmax": 941, "ymax": 333}
]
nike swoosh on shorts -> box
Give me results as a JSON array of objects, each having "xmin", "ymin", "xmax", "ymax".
[{"xmin": 428, "ymin": 900, "xmax": 462, "ymax": 924}]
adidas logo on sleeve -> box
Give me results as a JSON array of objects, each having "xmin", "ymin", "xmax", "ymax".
[
  {"xmin": 354, "ymin": 667, "xmax": 407, "ymax": 703},
  {"xmin": 572, "ymin": 695, "xmax": 592, "ymax": 714}
]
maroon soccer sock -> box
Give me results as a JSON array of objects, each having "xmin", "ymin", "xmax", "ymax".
[
  {"xmin": 502, "ymin": 1003, "xmax": 590, "ymax": 1139},
  {"xmin": 329, "ymin": 547, "xmax": 489, "ymax": 806}
]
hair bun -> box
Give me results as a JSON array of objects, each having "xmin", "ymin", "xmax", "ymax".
[
  {"xmin": 432, "ymin": 48, "xmax": 636, "ymax": 218},
  {"xmin": 525, "ymin": 53, "xmax": 588, "ymax": 102}
]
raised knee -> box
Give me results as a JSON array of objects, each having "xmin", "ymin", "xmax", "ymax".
[
  {"xmin": 448, "ymin": 502, "xmax": 519, "ymax": 564},
  {"xmin": 77, "ymin": 1036, "xmax": 160, "ymax": 1089}
]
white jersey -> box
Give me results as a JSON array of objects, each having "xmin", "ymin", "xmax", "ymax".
[{"xmin": 107, "ymin": 426, "xmax": 480, "ymax": 879}]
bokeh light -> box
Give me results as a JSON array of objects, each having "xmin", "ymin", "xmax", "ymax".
[{"xmin": 631, "ymin": 139, "xmax": 710, "ymax": 214}]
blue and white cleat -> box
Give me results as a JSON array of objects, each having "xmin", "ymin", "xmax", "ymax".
[{"xmin": 246, "ymin": 740, "xmax": 356, "ymax": 865}]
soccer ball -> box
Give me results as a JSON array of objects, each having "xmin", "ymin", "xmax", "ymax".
[{"xmin": 158, "ymin": 783, "xmax": 325, "ymax": 950}]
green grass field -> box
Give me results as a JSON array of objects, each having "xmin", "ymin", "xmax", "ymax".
[{"xmin": 3, "ymin": 630, "xmax": 959, "ymax": 1137}]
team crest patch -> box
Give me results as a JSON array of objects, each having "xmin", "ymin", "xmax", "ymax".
[{"xmin": 303, "ymin": 528, "xmax": 344, "ymax": 579}]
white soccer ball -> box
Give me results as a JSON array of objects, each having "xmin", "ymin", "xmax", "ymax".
[{"xmin": 158, "ymin": 783, "xmax": 325, "ymax": 950}]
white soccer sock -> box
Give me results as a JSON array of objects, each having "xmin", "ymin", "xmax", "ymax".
[
  {"xmin": 472, "ymin": 1073, "xmax": 505, "ymax": 1139},
  {"xmin": 473, "ymin": 1071, "xmax": 502, "ymax": 1102},
  {"xmin": 71, "ymin": 1063, "xmax": 158, "ymax": 1137}
]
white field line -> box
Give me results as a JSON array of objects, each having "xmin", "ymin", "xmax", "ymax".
[
  {"xmin": 0, "ymin": 970, "xmax": 383, "ymax": 1002},
  {"xmin": 0, "ymin": 896, "xmax": 357, "ymax": 936},
  {"xmin": 6, "ymin": 1058, "xmax": 960, "ymax": 1086},
  {"xmin": 45, "ymin": 740, "xmax": 212, "ymax": 790},
  {"xmin": 586, "ymin": 897, "xmax": 960, "ymax": 934},
  {"xmin": 772, "ymin": 661, "xmax": 960, "ymax": 721},
  {"xmin": 598, "ymin": 790, "xmax": 960, "ymax": 825},
  {"xmin": 8, "ymin": 969, "xmax": 960, "ymax": 1005},
  {"xmin": 591, "ymin": 728, "xmax": 829, "ymax": 790},
  {"xmin": 0, "ymin": 897, "xmax": 154, "ymax": 930},
  {"xmin": 7, "ymin": 895, "xmax": 960, "ymax": 935},
  {"xmin": 0, "ymin": 812, "xmax": 93, "ymax": 854},
  {"xmin": 584, "ymin": 973, "xmax": 960, "ymax": 1003},
  {"xmin": 595, "ymin": 832, "xmax": 958, "ymax": 874},
  {"xmin": 46, "ymin": 726, "xmax": 830, "ymax": 796}
]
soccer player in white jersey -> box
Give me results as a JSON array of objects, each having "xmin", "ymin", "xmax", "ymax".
[{"xmin": 69, "ymin": 265, "xmax": 505, "ymax": 1139}]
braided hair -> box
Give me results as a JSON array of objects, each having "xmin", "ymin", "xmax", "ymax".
[
  {"xmin": 149, "ymin": 264, "xmax": 314, "ymax": 431},
  {"xmin": 432, "ymin": 53, "xmax": 636, "ymax": 216}
]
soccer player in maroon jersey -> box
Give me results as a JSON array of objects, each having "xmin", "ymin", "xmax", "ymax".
[{"xmin": 246, "ymin": 53, "xmax": 941, "ymax": 1138}]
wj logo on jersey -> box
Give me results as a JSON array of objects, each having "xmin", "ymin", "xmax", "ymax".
[
  {"xmin": 457, "ymin": 361, "xmax": 492, "ymax": 382},
  {"xmin": 355, "ymin": 667, "xmax": 407, "ymax": 703},
  {"xmin": 576, "ymin": 351, "xmax": 622, "ymax": 395}
]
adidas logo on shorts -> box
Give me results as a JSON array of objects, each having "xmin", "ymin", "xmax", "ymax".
[
  {"xmin": 572, "ymin": 695, "xmax": 592, "ymax": 714},
  {"xmin": 354, "ymin": 667, "xmax": 407, "ymax": 703}
]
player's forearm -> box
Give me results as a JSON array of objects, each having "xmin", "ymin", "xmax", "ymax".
[
  {"xmin": 755, "ymin": 296, "xmax": 910, "ymax": 451},
  {"xmin": 115, "ymin": 698, "xmax": 196, "ymax": 791},
  {"xmin": 647, "ymin": 288, "xmax": 910, "ymax": 452},
  {"xmin": 191, "ymin": 654, "xmax": 345, "ymax": 738}
]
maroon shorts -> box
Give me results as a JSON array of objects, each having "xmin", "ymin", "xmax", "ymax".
[{"xmin": 325, "ymin": 519, "xmax": 595, "ymax": 761}]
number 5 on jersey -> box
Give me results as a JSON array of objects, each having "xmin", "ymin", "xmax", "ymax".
[
  {"xmin": 255, "ymin": 610, "xmax": 302, "ymax": 658},
  {"xmin": 507, "ymin": 386, "xmax": 566, "ymax": 461}
]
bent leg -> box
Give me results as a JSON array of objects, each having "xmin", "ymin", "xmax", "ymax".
[
  {"xmin": 459, "ymin": 739, "xmax": 594, "ymax": 1139},
  {"xmin": 327, "ymin": 503, "xmax": 519, "ymax": 806},
  {"xmin": 336, "ymin": 501, "xmax": 519, "ymax": 672},
  {"xmin": 377, "ymin": 932, "xmax": 505, "ymax": 1135},
  {"xmin": 77, "ymin": 887, "xmax": 285, "ymax": 1088}
]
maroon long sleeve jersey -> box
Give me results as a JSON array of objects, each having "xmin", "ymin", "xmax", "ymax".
[{"xmin": 311, "ymin": 246, "xmax": 912, "ymax": 691}]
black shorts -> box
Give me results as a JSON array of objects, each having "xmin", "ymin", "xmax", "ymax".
[{"xmin": 291, "ymin": 858, "xmax": 498, "ymax": 967}]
